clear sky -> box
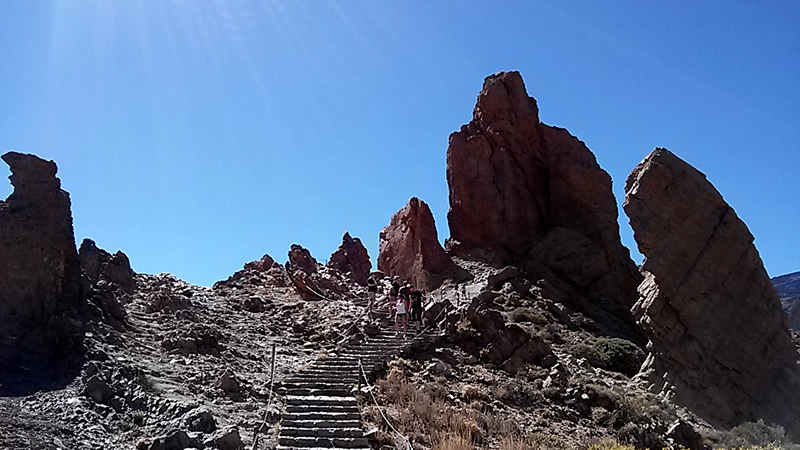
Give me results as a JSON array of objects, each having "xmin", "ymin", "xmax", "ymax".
[{"xmin": 1, "ymin": 1, "xmax": 798, "ymax": 286}]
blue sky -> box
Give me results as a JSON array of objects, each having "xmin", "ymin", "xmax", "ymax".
[{"xmin": 1, "ymin": 1, "xmax": 798, "ymax": 286}]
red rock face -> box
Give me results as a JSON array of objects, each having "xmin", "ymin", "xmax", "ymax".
[
  {"xmin": 327, "ymin": 232, "xmax": 371, "ymax": 286},
  {"xmin": 378, "ymin": 197, "xmax": 455, "ymax": 291},
  {"xmin": 0, "ymin": 152, "xmax": 83, "ymax": 372},
  {"xmin": 624, "ymin": 148, "xmax": 800, "ymax": 437},
  {"xmin": 446, "ymin": 71, "xmax": 641, "ymax": 331}
]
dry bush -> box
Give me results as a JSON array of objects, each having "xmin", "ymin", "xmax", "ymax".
[
  {"xmin": 434, "ymin": 432, "xmax": 472, "ymax": 450},
  {"xmin": 499, "ymin": 433, "xmax": 569, "ymax": 450},
  {"xmin": 584, "ymin": 441, "xmax": 635, "ymax": 450},
  {"xmin": 461, "ymin": 384, "xmax": 490, "ymax": 403}
]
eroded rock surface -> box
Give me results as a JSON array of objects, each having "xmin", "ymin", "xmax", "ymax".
[
  {"xmin": 378, "ymin": 197, "xmax": 460, "ymax": 290},
  {"xmin": 624, "ymin": 148, "xmax": 800, "ymax": 437},
  {"xmin": 327, "ymin": 232, "xmax": 371, "ymax": 285},
  {"xmin": 0, "ymin": 152, "xmax": 83, "ymax": 375},
  {"xmin": 445, "ymin": 71, "xmax": 641, "ymax": 337}
]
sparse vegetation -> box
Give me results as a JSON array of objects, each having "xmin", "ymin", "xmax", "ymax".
[
  {"xmin": 508, "ymin": 306, "xmax": 548, "ymax": 325},
  {"xmin": 709, "ymin": 419, "xmax": 800, "ymax": 450},
  {"xmin": 574, "ymin": 337, "xmax": 645, "ymax": 377}
]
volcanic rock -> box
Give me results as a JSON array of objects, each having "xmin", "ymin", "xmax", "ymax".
[
  {"xmin": 327, "ymin": 232, "xmax": 371, "ymax": 285},
  {"xmin": 445, "ymin": 71, "xmax": 641, "ymax": 335},
  {"xmin": 378, "ymin": 197, "xmax": 460, "ymax": 291},
  {"xmin": 79, "ymin": 238, "xmax": 135, "ymax": 294},
  {"xmin": 624, "ymin": 148, "xmax": 800, "ymax": 437},
  {"xmin": 0, "ymin": 152, "xmax": 83, "ymax": 374},
  {"xmin": 243, "ymin": 254, "xmax": 275, "ymax": 272},
  {"xmin": 287, "ymin": 244, "xmax": 319, "ymax": 274}
]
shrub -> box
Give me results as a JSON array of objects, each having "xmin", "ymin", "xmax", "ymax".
[
  {"xmin": 499, "ymin": 433, "xmax": 569, "ymax": 450},
  {"xmin": 716, "ymin": 419, "xmax": 800, "ymax": 449},
  {"xmin": 509, "ymin": 307, "xmax": 548, "ymax": 324},
  {"xmin": 574, "ymin": 338, "xmax": 645, "ymax": 377}
]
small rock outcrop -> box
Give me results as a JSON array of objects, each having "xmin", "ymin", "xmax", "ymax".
[
  {"xmin": 78, "ymin": 239, "xmax": 134, "ymax": 329},
  {"xmin": 327, "ymin": 232, "xmax": 371, "ymax": 285},
  {"xmin": 624, "ymin": 148, "xmax": 800, "ymax": 437},
  {"xmin": 377, "ymin": 197, "xmax": 458, "ymax": 291},
  {"xmin": 445, "ymin": 71, "xmax": 641, "ymax": 337},
  {"xmin": 0, "ymin": 152, "xmax": 83, "ymax": 373},
  {"xmin": 79, "ymin": 238, "xmax": 135, "ymax": 294},
  {"xmin": 287, "ymin": 244, "xmax": 319, "ymax": 274}
]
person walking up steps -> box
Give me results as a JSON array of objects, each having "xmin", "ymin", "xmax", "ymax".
[
  {"xmin": 367, "ymin": 275, "xmax": 378, "ymax": 320},
  {"xmin": 394, "ymin": 291, "xmax": 409, "ymax": 337},
  {"xmin": 409, "ymin": 287, "xmax": 424, "ymax": 333}
]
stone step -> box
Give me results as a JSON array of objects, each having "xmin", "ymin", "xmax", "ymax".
[
  {"xmin": 280, "ymin": 418, "xmax": 363, "ymax": 429},
  {"xmin": 278, "ymin": 436, "xmax": 368, "ymax": 448},
  {"xmin": 277, "ymin": 446, "xmax": 369, "ymax": 450},
  {"xmin": 282, "ymin": 382, "xmax": 356, "ymax": 390},
  {"xmin": 282, "ymin": 411, "xmax": 361, "ymax": 421},
  {"xmin": 299, "ymin": 367, "xmax": 359, "ymax": 374},
  {"xmin": 285, "ymin": 404, "xmax": 359, "ymax": 414},
  {"xmin": 285, "ymin": 395, "xmax": 357, "ymax": 407},
  {"xmin": 285, "ymin": 376, "xmax": 359, "ymax": 385},
  {"xmin": 280, "ymin": 427, "xmax": 364, "ymax": 438},
  {"xmin": 281, "ymin": 387, "xmax": 352, "ymax": 396}
]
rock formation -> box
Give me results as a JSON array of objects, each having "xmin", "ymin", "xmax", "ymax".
[
  {"xmin": 445, "ymin": 71, "xmax": 641, "ymax": 337},
  {"xmin": 327, "ymin": 232, "xmax": 371, "ymax": 285},
  {"xmin": 624, "ymin": 148, "xmax": 800, "ymax": 437},
  {"xmin": 0, "ymin": 152, "xmax": 83, "ymax": 373},
  {"xmin": 287, "ymin": 244, "xmax": 319, "ymax": 274},
  {"xmin": 78, "ymin": 239, "xmax": 135, "ymax": 329},
  {"xmin": 79, "ymin": 238, "xmax": 135, "ymax": 294},
  {"xmin": 378, "ymin": 197, "xmax": 458, "ymax": 291}
]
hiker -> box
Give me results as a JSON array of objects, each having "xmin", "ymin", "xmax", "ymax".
[
  {"xmin": 388, "ymin": 277, "xmax": 401, "ymax": 306},
  {"xmin": 395, "ymin": 290, "xmax": 409, "ymax": 336},
  {"xmin": 367, "ymin": 276, "xmax": 378, "ymax": 319},
  {"xmin": 399, "ymin": 282, "xmax": 412, "ymax": 301},
  {"xmin": 409, "ymin": 287, "xmax": 424, "ymax": 333}
]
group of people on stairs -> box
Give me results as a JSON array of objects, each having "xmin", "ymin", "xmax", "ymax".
[{"xmin": 366, "ymin": 275, "xmax": 427, "ymax": 337}]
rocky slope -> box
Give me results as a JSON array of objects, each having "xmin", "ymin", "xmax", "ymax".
[{"xmin": 774, "ymin": 271, "xmax": 800, "ymax": 330}]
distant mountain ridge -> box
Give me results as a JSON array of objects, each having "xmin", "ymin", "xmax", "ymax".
[{"xmin": 774, "ymin": 271, "xmax": 800, "ymax": 330}]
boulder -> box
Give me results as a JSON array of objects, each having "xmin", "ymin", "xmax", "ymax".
[
  {"xmin": 0, "ymin": 152, "xmax": 84, "ymax": 374},
  {"xmin": 377, "ymin": 197, "xmax": 461, "ymax": 291},
  {"xmin": 243, "ymin": 254, "xmax": 275, "ymax": 272},
  {"xmin": 624, "ymin": 148, "xmax": 800, "ymax": 437},
  {"xmin": 445, "ymin": 71, "xmax": 641, "ymax": 336},
  {"xmin": 327, "ymin": 232, "xmax": 371, "ymax": 285}
]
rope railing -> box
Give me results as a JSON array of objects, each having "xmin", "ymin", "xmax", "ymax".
[
  {"xmin": 251, "ymin": 342, "xmax": 277, "ymax": 450},
  {"xmin": 358, "ymin": 359, "xmax": 413, "ymax": 450}
]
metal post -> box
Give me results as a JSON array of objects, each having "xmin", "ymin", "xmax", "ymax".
[{"xmin": 358, "ymin": 357, "xmax": 363, "ymax": 391}]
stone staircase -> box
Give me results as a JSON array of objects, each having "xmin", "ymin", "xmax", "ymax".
[{"xmin": 276, "ymin": 306, "xmax": 428, "ymax": 450}]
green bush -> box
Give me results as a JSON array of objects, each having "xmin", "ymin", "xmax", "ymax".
[
  {"xmin": 574, "ymin": 338, "xmax": 645, "ymax": 377},
  {"xmin": 720, "ymin": 419, "xmax": 799, "ymax": 449}
]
